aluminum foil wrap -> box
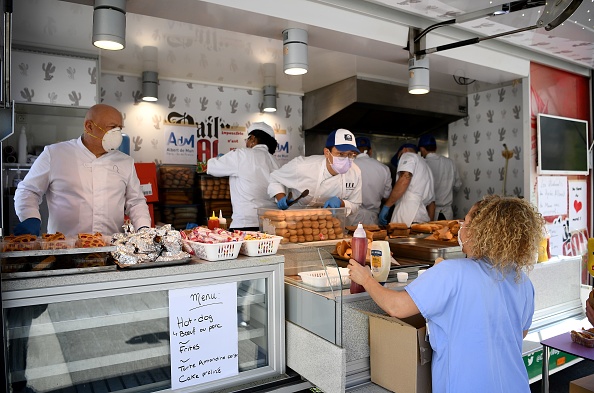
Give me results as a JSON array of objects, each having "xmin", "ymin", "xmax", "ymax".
[{"xmin": 112, "ymin": 225, "xmax": 190, "ymax": 266}]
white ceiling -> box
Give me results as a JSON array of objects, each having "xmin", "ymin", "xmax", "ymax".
[{"xmin": 13, "ymin": 0, "xmax": 593, "ymax": 96}]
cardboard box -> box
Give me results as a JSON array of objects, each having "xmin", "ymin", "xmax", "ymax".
[
  {"xmin": 570, "ymin": 374, "xmax": 594, "ymax": 393},
  {"xmin": 368, "ymin": 312, "xmax": 432, "ymax": 393}
]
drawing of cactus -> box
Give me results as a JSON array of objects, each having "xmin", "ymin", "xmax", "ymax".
[
  {"xmin": 487, "ymin": 169, "xmax": 492, "ymax": 178},
  {"xmin": 513, "ymin": 146, "xmax": 521, "ymax": 159},
  {"xmin": 115, "ymin": 91, "xmax": 122, "ymax": 101},
  {"xmin": 68, "ymin": 91, "xmax": 81, "ymax": 106},
  {"xmin": 18, "ymin": 63, "xmax": 28, "ymax": 76},
  {"xmin": 475, "ymin": 114, "xmax": 481, "ymax": 123},
  {"xmin": 487, "ymin": 187, "xmax": 494, "ymax": 195},
  {"xmin": 187, "ymin": 83, "xmax": 193, "ymax": 89},
  {"xmin": 463, "ymin": 187, "xmax": 470, "ymax": 200},
  {"xmin": 513, "ymin": 105, "xmax": 521, "ymax": 119},
  {"xmin": 258, "ymin": 102, "xmax": 264, "ymax": 113},
  {"xmin": 473, "ymin": 130, "xmax": 480, "ymax": 144},
  {"xmin": 486, "ymin": 130, "xmax": 492, "ymax": 140},
  {"xmin": 20, "ymin": 88, "xmax": 34, "ymax": 102},
  {"xmin": 498, "ymin": 167, "xmax": 505, "ymax": 181},
  {"xmin": 216, "ymin": 100, "xmax": 222, "ymax": 110},
  {"xmin": 229, "ymin": 99, "xmax": 238, "ymax": 113},
  {"xmin": 498, "ymin": 88, "xmax": 506, "ymax": 102},
  {"xmin": 152, "ymin": 114, "xmax": 162, "ymax": 129},
  {"xmin": 246, "ymin": 89, "xmax": 253, "ymax": 95},
  {"xmin": 132, "ymin": 136, "xmax": 143, "ymax": 151},
  {"xmin": 218, "ymin": 86, "xmax": 224, "ymax": 92},
  {"xmin": 132, "ymin": 90, "xmax": 142, "ymax": 105},
  {"xmin": 451, "ymin": 134, "xmax": 457, "ymax": 146},
  {"xmin": 463, "ymin": 116, "xmax": 469, "ymax": 126},
  {"xmin": 154, "ymin": 159, "xmax": 162, "ymax": 166},
  {"xmin": 486, "ymin": 92, "xmax": 491, "ymax": 102},
  {"xmin": 498, "ymin": 127, "xmax": 506, "ymax": 141},
  {"xmin": 100, "ymin": 87, "xmax": 106, "ymax": 102},
  {"xmin": 67, "ymin": 67, "xmax": 76, "ymax": 80},
  {"xmin": 167, "ymin": 93, "xmax": 177, "ymax": 108},
  {"xmin": 476, "ymin": 151, "xmax": 481, "ymax": 161},
  {"xmin": 487, "ymin": 148, "xmax": 494, "ymax": 161},
  {"xmin": 501, "ymin": 109, "xmax": 506, "ymax": 119},
  {"xmin": 463, "ymin": 150, "xmax": 470, "ymax": 163},
  {"xmin": 285, "ymin": 105, "xmax": 292, "ymax": 118},
  {"xmin": 42, "ymin": 62, "xmax": 55, "ymax": 81},
  {"xmin": 151, "ymin": 139, "xmax": 158, "ymax": 149},
  {"xmin": 200, "ymin": 97, "xmax": 208, "ymax": 111},
  {"xmin": 88, "ymin": 67, "xmax": 97, "ymax": 84},
  {"xmin": 48, "ymin": 92, "xmax": 58, "ymax": 104},
  {"xmin": 117, "ymin": 75, "xmax": 125, "ymax": 82},
  {"xmin": 245, "ymin": 103, "xmax": 251, "ymax": 112},
  {"xmin": 513, "ymin": 187, "xmax": 522, "ymax": 197},
  {"xmin": 184, "ymin": 97, "xmax": 191, "ymax": 107},
  {"xmin": 473, "ymin": 93, "xmax": 480, "ymax": 107},
  {"xmin": 486, "ymin": 109, "xmax": 494, "ymax": 123}
]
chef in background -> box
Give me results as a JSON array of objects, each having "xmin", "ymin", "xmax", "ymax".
[
  {"xmin": 14, "ymin": 104, "xmax": 151, "ymax": 237},
  {"xmin": 207, "ymin": 122, "xmax": 280, "ymax": 231},
  {"xmin": 379, "ymin": 143, "xmax": 435, "ymax": 226},
  {"xmin": 346, "ymin": 136, "xmax": 392, "ymax": 226},
  {"xmin": 418, "ymin": 134, "xmax": 461, "ymax": 220},
  {"xmin": 268, "ymin": 128, "xmax": 362, "ymax": 217}
]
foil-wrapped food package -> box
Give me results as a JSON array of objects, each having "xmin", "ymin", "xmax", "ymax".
[{"xmin": 111, "ymin": 225, "xmax": 190, "ymax": 266}]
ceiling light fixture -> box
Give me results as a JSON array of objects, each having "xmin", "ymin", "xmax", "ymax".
[
  {"xmin": 142, "ymin": 46, "xmax": 158, "ymax": 102},
  {"xmin": 408, "ymin": 56, "xmax": 429, "ymax": 95},
  {"xmin": 262, "ymin": 63, "xmax": 277, "ymax": 112},
  {"xmin": 282, "ymin": 28, "xmax": 308, "ymax": 75},
  {"xmin": 92, "ymin": 0, "xmax": 126, "ymax": 50}
]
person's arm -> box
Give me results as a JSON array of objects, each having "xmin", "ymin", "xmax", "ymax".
[
  {"xmin": 348, "ymin": 258, "xmax": 420, "ymax": 318},
  {"xmin": 14, "ymin": 149, "xmax": 51, "ymax": 222},
  {"xmin": 125, "ymin": 164, "xmax": 152, "ymax": 229},
  {"xmin": 267, "ymin": 157, "xmax": 302, "ymax": 199},
  {"xmin": 427, "ymin": 201, "xmax": 435, "ymax": 221},
  {"xmin": 206, "ymin": 149, "xmax": 240, "ymax": 177},
  {"xmin": 342, "ymin": 166, "xmax": 362, "ymax": 215},
  {"xmin": 384, "ymin": 171, "xmax": 412, "ymax": 207}
]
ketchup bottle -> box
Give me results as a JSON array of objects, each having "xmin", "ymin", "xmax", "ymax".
[
  {"xmin": 207, "ymin": 211, "xmax": 220, "ymax": 230},
  {"xmin": 350, "ymin": 223, "xmax": 368, "ymax": 294}
]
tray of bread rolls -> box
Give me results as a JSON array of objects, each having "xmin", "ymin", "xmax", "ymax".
[{"xmin": 1, "ymin": 233, "xmax": 116, "ymax": 278}]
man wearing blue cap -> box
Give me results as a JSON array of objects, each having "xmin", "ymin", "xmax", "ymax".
[
  {"xmin": 268, "ymin": 128, "xmax": 362, "ymax": 217},
  {"xmin": 418, "ymin": 134, "xmax": 461, "ymax": 220},
  {"xmin": 346, "ymin": 136, "xmax": 392, "ymax": 225},
  {"xmin": 379, "ymin": 143, "xmax": 435, "ymax": 226}
]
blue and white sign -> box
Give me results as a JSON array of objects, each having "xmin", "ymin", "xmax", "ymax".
[{"xmin": 164, "ymin": 124, "xmax": 198, "ymax": 165}]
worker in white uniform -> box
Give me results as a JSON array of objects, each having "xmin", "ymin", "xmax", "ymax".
[
  {"xmin": 379, "ymin": 143, "xmax": 435, "ymax": 226},
  {"xmin": 418, "ymin": 134, "xmax": 462, "ymax": 220},
  {"xmin": 268, "ymin": 128, "xmax": 362, "ymax": 217},
  {"xmin": 14, "ymin": 104, "xmax": 151, "ymax": 237},
  {"xmin": 207, "ymin": 122, "xmax": 280, "ymax": 231},
  {"xmin": 346, "ymin": 136, "xmax": 392, "ymax": 226}
]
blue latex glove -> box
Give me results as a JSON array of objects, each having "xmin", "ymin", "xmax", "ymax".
[
  {"xmin": 323, "ymin": 196, "xmax": 342, "ymax": 209},
  {"xmin": 14, "ymin": 218, "xmax": 41, "ymax": 236},
  {"xmin": 378, "ymin": 205, "xmax": 391, "ymax": 226},
  {"xmin": 185, "ymin": 223, "xmax": 199, "ymax": 230},
  {"xmin": 277, "ymin": 196, "xmax": 293, "ymax": 210}
]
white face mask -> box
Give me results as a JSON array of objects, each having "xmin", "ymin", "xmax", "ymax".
[
  {"xmin": 102, "ymin": 127, "xmax": 123, "ymax": 151},
  {"xmin": 457, "ymin": 233, "xmax": 464, "ymax": 249}
]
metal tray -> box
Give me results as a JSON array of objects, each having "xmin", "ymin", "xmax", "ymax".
[
  {"xmin": 388, "ymin": 238, "xmax": 463, "ymax": 262},
  {"xmin": 115, "ymin": 257, "xmax": 192, "ymax": 269},
  {"xmin": 2, "ymin": 264, "xmax": 116, "ymax": 279}
]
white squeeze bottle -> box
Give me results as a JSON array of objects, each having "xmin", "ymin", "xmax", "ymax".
[
  {"xmin": 218, "ymin": 210, "xmax": 228, "ymax": 230},
  {"xmin": 18, "ymin": 126, "xmax": 28, "ymax": 164},
  {"xmin": 370, "ymin": 240, "xmax": 391, "ymax": 284}
]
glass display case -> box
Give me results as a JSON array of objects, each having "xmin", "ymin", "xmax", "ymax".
[{"xmin": 2, "ymin": 257, "xmax": 285, "ymax": 392}]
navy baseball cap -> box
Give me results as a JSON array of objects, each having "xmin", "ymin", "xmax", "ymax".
[
  {"xmin": 391, "ymin": 143, "xmax": 418, "ymax": 166},
  {"xmin": 418, "ymin": 134, "xmax": 436, "ymax": 149},
  {"xmin": 326, "ymin": 129, "xmax": 358, "ymax": 152},
  {"xmin": 356, "ymin": 136, "xmax": 371, "ymax": 148}
]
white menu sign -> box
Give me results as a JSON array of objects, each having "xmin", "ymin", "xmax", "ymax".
[
  {"xmin": 169, "ymin": 283, "xmax": 239, "ymax": 390},
  {"xmin": 537, "ymin": 176, "xmax": 567, "ymax": 217}
]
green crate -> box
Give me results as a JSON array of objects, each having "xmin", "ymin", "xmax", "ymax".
[{"xmin": 523, "ymin": 347, "xmax": 580, "ymax": 380}]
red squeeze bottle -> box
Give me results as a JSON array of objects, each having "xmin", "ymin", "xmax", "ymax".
[{"xmin": 350, "ymin": 223, "xmax": 368, "ymax": 294}]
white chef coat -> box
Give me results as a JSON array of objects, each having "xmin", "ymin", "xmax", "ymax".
[
  {"xmin": 268, "ymin": 155, "xmax": 362, "ymax": 216},
  {"xmin": 14, "ymin": 137, "xmax": 151, "ymax": 237},
  {"xmin": 207, "ymin": 144, "xmax": 280, "ymax": 228},
  {"xmin": 424, "ymin": 152, "xmax": 462, "ymax": 220},
  {"xmin": 391, "ymin": 152, "xmax": 435, "ymax": 226},
  {"xmin": 347, "ymin": 152, "xmax": 392, "ymax": 225}
]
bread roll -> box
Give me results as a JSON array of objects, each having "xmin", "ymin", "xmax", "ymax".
[
  {"xmin": 387, "ymin": 222, "xmax": 409, "ymax": 231},
  {"xmin": 273, "ymin": 220, "xmax": 288, "ymax": 229},
  {"xmin": 410, "ymin": 223, "xmax": 433, "ymax": 233}
]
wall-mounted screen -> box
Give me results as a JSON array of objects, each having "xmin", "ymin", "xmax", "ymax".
[{"xmin": 537, "ymin": 114, "xmax": 589, "ymax": 175}]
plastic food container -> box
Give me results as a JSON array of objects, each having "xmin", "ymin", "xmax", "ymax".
[
  {"xmin": 239, "ymin": 236, "xmax": 283, "ymax": 257},
  {"xmin": 298, "ymin": 267, "xmax": 351, "ymax": 289},
  {"xmin": 41, "ymin": 238, "xmax": 75, "ymax": 250},
  {"xmin": 1, "ymin": 239, "xmax": 40, "ymax": 252},
  {"xmin": 257, "ymin": 207, "xmax": 346, "ymax": 244},
  {"xmin": 183, "ymin": 239, "xmax": 243, "ymax": 261},
  {"xmin": 73, "ymin": 253, "xmax": 110, "ymax": 268}
]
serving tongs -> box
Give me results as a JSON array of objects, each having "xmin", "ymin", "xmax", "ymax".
[{"xmin": 286, "ymin": 189, "xmax": 309, "ymax": 207}]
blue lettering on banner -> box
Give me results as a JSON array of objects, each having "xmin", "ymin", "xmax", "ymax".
[
  {"xmin": 167, "ymin": 132, "xmax": 195, "ymax": 147},
  {"xmin": 278, "ymin": 141, "xmax": 289, "ymax": 153}
]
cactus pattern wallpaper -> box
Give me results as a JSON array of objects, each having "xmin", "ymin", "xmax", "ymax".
[
  {"xmin": 100, "ymin": 73, "xmax": 304, "ymax": 166},
  {"xmin": 449, "ymin": 81, "xmax": 524, "ymax": 218}
]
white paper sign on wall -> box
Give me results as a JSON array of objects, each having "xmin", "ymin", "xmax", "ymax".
[
  {"xmin": 163, "ymin": 124, "xmax": 198, "ymax": 165},
  {"xmin": 569, "ymin": 180, "xmax": 587, "ymax": 231},
  {"xmin": 169, "ymin": 282, "xmax": 239, "ymax": 390},
  {"xmin": 537, "ymin": 176, "xmax": 568, "ymax": 216}
]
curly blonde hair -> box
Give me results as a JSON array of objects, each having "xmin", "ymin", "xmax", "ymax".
[{"xmin": 466, "ymin": 195, "xmax": 544, "ymax": 280}]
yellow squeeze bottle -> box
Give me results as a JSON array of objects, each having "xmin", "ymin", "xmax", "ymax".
[{"xmin": 370, "ymin": 240, "xmax": 391, "ymax": 284}]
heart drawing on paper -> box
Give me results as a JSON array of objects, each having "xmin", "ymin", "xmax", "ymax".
[{"xmin": 574, "ymin": 200, "xmax": 583, "ymax": 213}]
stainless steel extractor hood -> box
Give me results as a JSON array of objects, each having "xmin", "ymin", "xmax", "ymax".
[{"xmin": 303, "ymin": 76, "xmax": 468, "ymax": 136}]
